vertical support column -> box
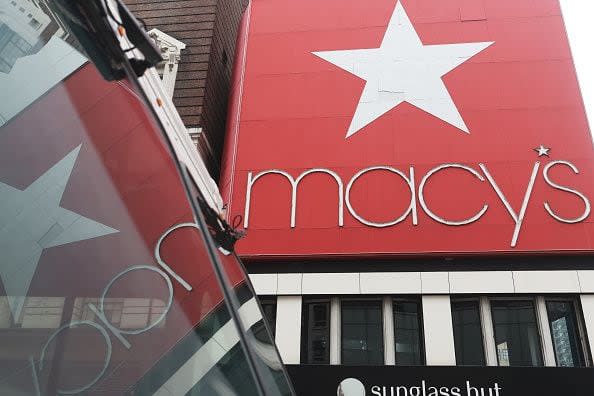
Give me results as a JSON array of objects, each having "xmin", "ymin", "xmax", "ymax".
[
  {"xmin": 383, "ymin": 296, "xmax": 396, "ymax": 365},
  {"xmin": 536, "ymin": 296, "xmax": 556, "ymax": 366},
  {"xmin": 580, "ymin": 295, "xmax": 594, "ymax": 365},
  {"xmin": 422, "ymin": 295, "xmax": 456, "ymax": 365},
  {"xmin": 479, "ymin": 297, "xmax": 498, "ymax": 366},
  {"xmin": 330, "ymin": 297, "xmax": 341, "ymax": 365},
  {"xmin": 275, "ymin": 296, "xmax": 302, "ymax": 364}
]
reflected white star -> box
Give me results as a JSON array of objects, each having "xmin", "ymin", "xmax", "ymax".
[
  {"xmin": 534, "ymin": 145, "xmax": 551, "ymax": 157},
  {"xmin": 313, "ymin": 1, "xmax": 494, "ymax": 138},
  {"xmin": 0, "ymin": 145, "xmax": 118, "ymax": 319}
]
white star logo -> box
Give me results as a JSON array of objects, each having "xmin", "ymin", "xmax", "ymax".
[
  {"xmin": 313, "ymin": 1, "xmax": 494, "ymax": 138},
  {"xmin": 0, "ymin": 145, "xmax": 119, "ymax": 319},
  {"xmin": 534, "ymin": 145, "xmax": 551, "ymax": 157}
]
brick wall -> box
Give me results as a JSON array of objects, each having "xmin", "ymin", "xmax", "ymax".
[{"xmin": 123, "ymin": 0, "xmax": 247, "ymax": 178}]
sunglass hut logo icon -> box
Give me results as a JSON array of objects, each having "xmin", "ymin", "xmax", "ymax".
[{"xmin": 337, "ymin": 378, "xmax": 503, "ymax": 396}]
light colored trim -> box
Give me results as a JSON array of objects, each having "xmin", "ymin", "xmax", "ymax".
[
  {"xmin": 449, "ymin": 271, "xmax": 514, "ymax": 294},
  {"xmin": 250, "ymin": 270, "xmax": 594, "ymax": 295},
  {"xmin": 302, "ymin": 273, "xmax": 359, "ymax": 295},
  {"xmin": 360, "ymin": 272, "xmax": 421, "ymax": 294},
  {"xmin": 250, "ymin": 273, "xmax": 277, "ymax": 295},
  {"xmin": 154, "ymin": 298, "xmax": 260, "ymax": 395},
  {"xmin": 421, "ymin": 272, "xmax": 450, "ymax": 294},
  {"xmin": 383, "ymin": 296, "xmax": 396, "ymax": 365},
  {"xmin": 274, "ymin": 296, "xmax": 302, "ymax": 364},
  {"xmin": 330, "ymin": 297, "xmax": 341, "ymax": 365},
  {"xmin": 422, "ymin": 295, "xmax": 456, "ymax": 365},
  {"xmin": 514, "ymin": 271, "xmax": 580, "ymax": 294},
  {"xmin": 277, "ymin": 273, "xmax": 302, "ymax": 295},
  {"xmin": 536, "ymin": 296, "xmax": 557, "ymax": 366},
  {"xmin": 479, "ymin": 297, "xmax": 498, "ymax": 366},
  {"xmin": 578, "ymin": 271, "xmax": 594, "ymax": 292}
]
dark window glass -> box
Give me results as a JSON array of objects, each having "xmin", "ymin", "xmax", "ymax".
[
  {"xmin": 491, "ymin": 300, "xmax": 543, "ymax": 367},
  {"xmin": 254, "ymin": 297, "xmax": 277, "ymax": 342},
  {"xmin": 302, "ymin": 299, "xmax": 331, "ymax": 364},
  {"xmin": 451, "ymin": 300, "xmax": 485, "ymax": 366},
  {"xmin": 394, "ymin": 300, "xmax": 423, "ymax": 365},
  {"xmin": 341, "ymin": 300, "xmax": 383, "ymax": 365},
  {"xmin": 546, "ymin": 300, "xmax": 585, "ymax": 367}
]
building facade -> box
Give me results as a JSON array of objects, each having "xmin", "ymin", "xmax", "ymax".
[
  {"xmin": 123, "ymin": 0, "xmax": 247, "ymax": 178},
  {"xmin": 219, "ymin": 0, "xmax": 594, "ymax": 394}
]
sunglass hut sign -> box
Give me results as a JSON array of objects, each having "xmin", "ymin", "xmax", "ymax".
[{"xmin": 338, "ymin": 378, "xmax": 502, "ymax": 396}]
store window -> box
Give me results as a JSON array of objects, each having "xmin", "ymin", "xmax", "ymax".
[
  {"xmin": 451, "ymin": 299, "xmax": 485, "ymax": 366},
  {"xmin": 341, "ymin": 300, "xmax": 383, "ymax": 365},
  {"xmin": 255, "ymin": 296, "xmax": 277, "ymax": 341},
  {"xmin": 393, "ymin": 299, "xmax": 424, "ymax": 365},
  {"xmin": 546, "ymin": 300, "xmax": 585, "ymax": 367},
  {"xmin": 491, "ymin": 300, "xmax": 543, "ymax": 367},
  {"xmin": 302, "ymin": 298, "xmax": 331, "ymax": 364}
]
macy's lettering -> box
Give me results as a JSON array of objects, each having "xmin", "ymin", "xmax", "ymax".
[{"xmin": 243, "ymin": 161, "xmax": 591, "ymax": 247}]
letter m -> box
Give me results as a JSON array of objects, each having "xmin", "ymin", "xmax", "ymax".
[{"xmin": 243, "ymin": 169, "xmax": 344, "ymax": 228}]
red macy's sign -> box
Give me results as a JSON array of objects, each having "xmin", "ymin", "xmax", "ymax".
[{"xmin": 220, "ymin": 0, "xmax": 594, "ymax": 257}]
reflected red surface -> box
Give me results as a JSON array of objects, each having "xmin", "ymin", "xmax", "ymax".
[{"xmin": 0, "ymin": 63, "xmax": 246, "ymax": 394}]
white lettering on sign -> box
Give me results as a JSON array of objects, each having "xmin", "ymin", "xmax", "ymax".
[
  {"xmin": 419, "ymin": 164, "xmax": 488, "ymax": 227},
  {"xmin": 364, "ymin": 379, "xmax": 500, "ymax": 396},
  {"xmin": 543, "ymin": 161, "xmax": 591, "ymax": 223},
  {"xmin": 345, "ymin": 166, "xmax": 417, "ymax": 228},
  {"xmin": 242, "ymin": 160, "xmax": 591, "ymax": 248},
  {"xmin": 479, "ymin": 162, "xmax": 540, "ymax": 248},
  {"xmin": 244, "ymin": 169, "xmax": 344, "ymax": 229}
]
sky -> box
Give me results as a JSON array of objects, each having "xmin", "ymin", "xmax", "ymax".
[{"xmin": 560, "ymin": 1, "xmax": 594, "ymax": 141}]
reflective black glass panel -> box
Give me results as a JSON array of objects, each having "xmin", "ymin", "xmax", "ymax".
[
  {"xmin": 254, "ymin": 297, "xmax": 277, "ymax": 342},
  {"xmin": 341, "ymin": 300, "xmax": 383, "ymax": 365},
  {"xmin": 301, "ymin": 299, "xmax": 330, "ymax": 364},
  {"xmin": 394, "ymin": 300, "xmax": 423, "ymax": 366},
  {"xmin": 451, "ymin": 299, "xmax": 485, "ymax": 366},
  {"xmin": 491, "ymin": 300, "xmax": 543, "ymax": 367},
  {"xmin": 546, "ymin": 300, "xmax": 585, "ymax": 367}
]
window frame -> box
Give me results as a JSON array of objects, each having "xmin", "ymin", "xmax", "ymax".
[
  {"xmin": 391, "ymin": 296, "xmax": 425, "ymax": 366},
  {"xmin": 257, "ymin": 295, "xmax": 277, "ymax": 340},
  {"xmin": 451, "ymin": 296, "xmax": 486, "ymax": 366},
  {"xmin": 544, "ymin": 296, "xmax": 591, "ymax": 367},
  {"xmin": 339, "ymin": 297, "xmax": 385, "ymax": 366},
  {"xmin": 489, "ymin": 296, "xmax": 545, "ymax": 367},
  {"xmin": 300, "ymin": 297, "xmax": 332, "ymax": 365}
]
